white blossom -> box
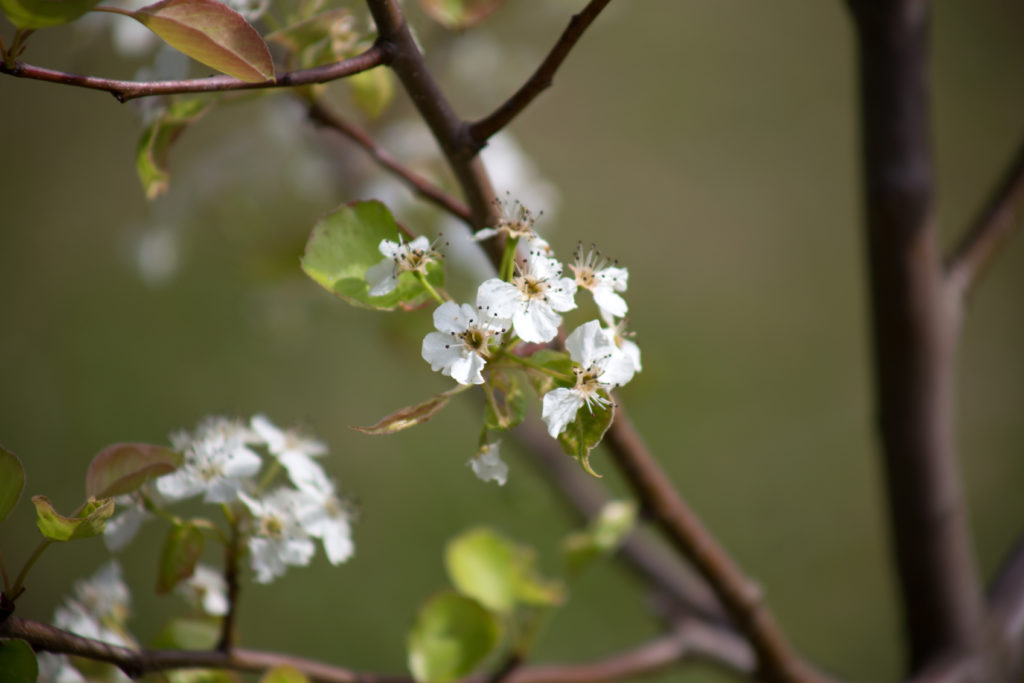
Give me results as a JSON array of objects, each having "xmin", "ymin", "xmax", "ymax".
[
  {"xmin": 157, "ymin": 417, "xmax": 262, "ymax": 503},
  {"xmin": 365, "ymin": 236, "xmax": 439, "ymax": 297},
  {"xmin": 569, "ymin": 243, "xmax": 629, "ymax": 318},
  {"xmin": 292, "ymin": 476, "xmax": 355, "ymax": 565},
  {"xmin": 471, "ymin": 198, "xmax": 540, "ymax": 243},
  {"xmin": 468, "ymin": 442, "xmax": 508, "ymax": 486},
  {"xmin": 240, "ymin": 489, "xmax": 316, "ymax": 583},
  {"xmin": 37, "ymin": 653, "xmax": 87, "ymax": 683},
  {"xmin": 53, "ymin": 561, "xmax": 132, "ymax": 649},
  {"xmin": 421, "ymin": 300, "xmax": 510, "ymax": 384},
  {"xmin": 250, "ymin": 414, "xmax": 328, "ymax": 491},
  {"xmin": 103, "ymin": 494, "xmax": 151, "ymax": 552},
  {"xmin": 476, "ymin": 246, "xmax": 577, "ymax": 343},
  {"xmin": 177, "ymin": 564, "xmax": 229, "ymax": 616},
  {"xmin": 541, "ymin": 321, "xmax": 636, "ymax": 437}
]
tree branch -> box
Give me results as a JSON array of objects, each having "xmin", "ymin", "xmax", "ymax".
[
  {"xmin": 0, "ymin": 44, "xmax": 389, "ymax": 102},
  {"xmin": 307, "ymin": 99, "xmax": 473, "ymax": 224},
  {"xmin": 844, "ymin": 0, "xmax": 985, "ymax": 671},
  {"xmin": 466, "ymin": 0, "xmax": 613, "ymax": 150},
  {"xmin": 0, "ymin": 616, "xmax": 753, "ymax": 683},
  {"xmin": 602, "ymin": 406, "xmax": 832, "ymax": 683},
  {"xmin": 944, "ymin": 136, "xmax": 1024, "ymax": 299}
]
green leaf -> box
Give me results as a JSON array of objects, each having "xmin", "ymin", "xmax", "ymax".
[
  {"xmin": 407, "ymin": 592, "xmax": 499, "ymax": 683},
  {"xmin": 132, "ymin": 0, "xmax": 275, "ymax": 83},
  {"xmin": 157, "ymin": 522, "xmax": 205, "ymax": 593},
  {"xmin": 556, "ymin": 391, "xmax": 614, "ymax": 478},
  {"xmin": 0, "ymin": 0, "xmax": 102, "ymax": 28},
  {"xmin": 0, "ymin": 640, "xmax": 37, "ymax": 683},
  {"xmin": 445, "ymin": 528, "xmax": 564, "ymax": 614},
  {"xmin": 266, "ymin": 9, "xmax": 355, "ymax": 69},
  {"xmin": 349, "ymin": 67, "xmax": 394, "ymax": 119},
  {"xmin": 33, "ymin": 495, "xmax": 114, "ymax": 541},
  {"xmin": 0, "ymin": 444, "xmax": 26, "ymax": 522},
  {"xmin": 524, "ymin": 349, "xmax": 573, "ymax": 397},
  {"xmin": 86, "ymin": 442, "xmax": 181, "ymax": 499},
  {"xmin": 151, "ymin": 616, "xmax": 222, "ymax": 650},
  {"xmin": 563, "ymin": 500, "xmax": 637, "ymax": 576},
  {"xmin": 260, "ymin": 666, "xmax": 309, "ymax": 683},
  {"xmin": 301, "ymin": 200, "xmax": 444, "ymax": 311},
  {"xmin": 136, "ymin": 97, "xmax": 211, "ymax": 199},
  {"xmin": 416, "ymin": 0, "xmax": 510, "ymax": 30},
  {"xmin": 482, "ymin": 372, "xmax": 526, "ymax": 431}
]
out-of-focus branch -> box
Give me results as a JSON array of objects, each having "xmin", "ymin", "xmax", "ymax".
[
  {"xmin": 945, "ymin": 137, "xmax": 1024, "ymax": 299},
  {"xmin": 216, "ymin": 523, "xmax": 242, "ymax": 652},
  {"xmin": 844, "ymin": 0, "xmax": 986, "ymax": 671},
  {"xmin": 467, "ymin": 0, "xmax": 613, "ymax": 149},
  {"xmin": 0, "ymin": 616, "xmax": 753, "ymax": 683},
  {"xmin": 0, "ymin": 44, "xmax": 388, "ymax": 102},
  {"xmin": 603, "ymin": 406, "xmax": 833, "ymax": 683},
  {"xmin": 307, "ymin": 99, "xmax": 472, "ymax": 224}
]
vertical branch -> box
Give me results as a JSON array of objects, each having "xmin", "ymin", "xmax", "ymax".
[
  {"xmin": 217, "ymin": 523, "xmax": 242, "ymax": 652},
  {"xmin": 845, "ymin": 0, "xmax": 985, "ymax": 671}
]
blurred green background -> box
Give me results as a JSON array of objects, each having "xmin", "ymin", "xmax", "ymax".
[{"xmin": 2, "ymin": 1, "xmax": 1024, "ymax": 681}]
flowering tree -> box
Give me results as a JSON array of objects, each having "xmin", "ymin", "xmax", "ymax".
[{"xmin": 1, "ymin": 1, "xmax": 1023, "ymax": 683}]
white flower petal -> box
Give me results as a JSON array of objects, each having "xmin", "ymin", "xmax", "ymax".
[
  {"xmin": 593, "ymin": 286, "xmax": 628, "ymax": 317},
  {"xmin": 469, "ymin": 442, "xmax": 508, "ymax": 485},
  {"xmin": 542, "ymin": 388, "xmax": 586, "ymax": 437},
  {"xmin": 448, "ymin": 351, "xmax": 487, "ymax": 385},
  {"xmin": 366, "ymin": 258, "xmax": 398, "ymax": 296},
  {"xmin": 514, "ymin": 304, "xmax": 561, "ymax": 343},
  {"xmin": 476, "ymin": 278, "xmax": 520, "ymax": 319},
  {"xmin": 422, "ymin": 331, "xmax": 465, "ymax": 371}
]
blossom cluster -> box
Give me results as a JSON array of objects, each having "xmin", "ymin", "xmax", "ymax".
[
  {"xmin": 106, "ymin": 415, "xmax": 354, "ymax": 585},
  {"xmin": 366, "ymin": 200, "xmax": 640, "ymax": 483}
]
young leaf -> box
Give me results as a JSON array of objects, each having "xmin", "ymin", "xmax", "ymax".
[
  {"xmin": 563, "ymin": 500, "xmax": 637, "ymax": 576},
  {"xmin": 482, "ymin": 372, "xmax": 526, "ymax": 431},
  {"xmin": 157, "ymin": 522, "xmax": 205, "ymax": 593},
  {"xmin": 136, "ymin": 98, "xmax": 211, "ymax": 199},
  {"xmin": 86, "ymin": 443, "xmax": 181, "ymax": 499},
  {"xmin": 524, "ymin": 349, "xmax": 573, "ymax": 397},
  {"xmin": 352, "ymin": 386, "xmax": 467, "ymax": 435},
  {"xmin": 266, "ymin": 9, "xmax": 354, "ymax": 69},
  {"xmin": 33, "ymin": 496, "xmax": 114, "ymax": 541},
  {"xmin": 302, "ymin": 201, "xmax": 444, "ymax": 311},
  {"xmin": 0, "ymin": 444, "xmax": 26, "ymax": 522},
  {"xmin": 556, "ymin": 391, "xmax": 614, "ymax": 478},
  {"xmin": 0, "ymin": 639, "xmax": 37, "ymax": 683},
  {"xmin": 416, "ymin": 0, "xmax": 510, "ymax": 30},
  {"xmin": 407, "ymin": 592, "xmax": 500, "ymax": 683},
  {"xmin": 261, "ymin": 666, "xmax": 309, "ymax": 683},
  {"xmin": 151, "ymin": 616, "xmax": 221, "ymax": 650},
  {"xmin": 349, "ymin": 68, "xmax": 394, "ymax": 119},
  {"xmin": 131, "ymin": 0, "xmax": 275, "ymax": 83},
  {"xmin": 445, "ymin": 528, "xmax": 564, "ymax": 614},
  {"xmin": 0, "ymin": 0, "xmax": 102, "ymax": 29}
]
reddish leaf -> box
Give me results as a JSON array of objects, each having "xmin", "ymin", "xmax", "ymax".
[
  {"xmin": 157, "ymin": 522, "xmax": 205, "ymax": 593},
  {"xmin": 133, "ymin": 0, "xmax": 275, "ymax": 83},
  {"xmin": 352, "ymin": 386, "xmax": 468, "ymax": 435},
  {"xmin": 86, "ymin": 443, "xmax": 182, "ymax": 499},
  {"xmin": 416, "ymin": 0, "xmax": 510, "ymax": 30}
]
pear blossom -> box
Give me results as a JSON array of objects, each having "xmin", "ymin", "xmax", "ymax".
[
  {"xmin": 476, "ymin": 246, "xmax": 577, "ymax": 343},
  {"xmin": 177, "ymin": 564, "xmax": 229, "ymax": 616},
  {"xmin": 471, "ymin": 198, "xmax": 539, "ymax": 243},
  {"xmin": 37, "ymin": 653, "xmax": 87, "ymax": 683},
  {"xmin": 365, "ymin": 235, "xmax": 440, "ymax": 297},
  {"xmin": 250, "ymin": 414, "xmax": 328, "ymax": 491},
  {"xmin": 468, "ymin": 442, "xmax": 508, "ymax": 486},
  {"xmin": 542, "ymin": 321, "xmax": 637, "ymax": 437},
  {"xmin": 569, "ymin": 243, "xmax": 629, "ymax": 318},
  {"xmin": 103, "ymin": 493, "xmax": 152, "ymax": 552},
  {"xmin": 54, "ymin": 561, "xmax": 133, "ymax": 649},
  {"xmin": 157, "ymin": 417, "xmax": 262, "ymax": 503},
  {"xmin": 291, "ymin": 474, "xmax": 355, "ymax": 565},
  {"xmin": 600, "ymin": 311, "xmax": 642, "ymax": 381},
  {"xmin": 422, "ymin": 300, "xmax": 510, "ymax": 384},
  {"xmin": 240, "ymin": 489, "xmax": 317, "ymax": 583}
]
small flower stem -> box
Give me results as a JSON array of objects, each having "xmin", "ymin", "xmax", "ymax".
[
  {"xmin": 415, "ymin": 272, "xmax": 445, "ymax": 304},
  {"xmin": 257, "ymin": 460, "xmax": 284, "ymax": 492},
  {"xmin": 9, "ymin": 539, "xmax": 53, "ymax": 599},
  {"xmin": 0, "ymin": 549, "xmax": 10, "ymax": 594},
  {"xmin": 499, "ymin": 237, "xmax": 520, "ymax": 282},
  {"xmin": 504, "ymin": 354, "xmax": 574, "ymax": 382},
  {"xmin": 481, "ymin": 381, "xmax": 503, "ymax": 426}
]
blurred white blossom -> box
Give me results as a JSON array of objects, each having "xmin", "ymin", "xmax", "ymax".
[
  {"xmin": 177, "ymin": 564, "xmax": 229, "ymax": 616},
  {"xmin": 158, "ymin": 417, "xmax": 262, "ymax": 503},
  {"xmin": 469, "ymin": 442, "xmax": 508, "ymax": 486}
]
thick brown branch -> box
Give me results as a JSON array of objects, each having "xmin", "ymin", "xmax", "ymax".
[
  {"xmin": 844, "ymin": 0, "xmax": 985, "ymax": 671},
  {"xmin": 603, "ymin": 407, "xmax": 831, "ymax": 683},
  {"xmin": 307, "ymin": 99, "xmax": 472, "ymax": 224},
  {"xmin": 0, "ymin": 44, "xmax": 388, "ymax": 102},
  {"xmin": 945, "ymin": 136, "xmax": 1024, "ymax": 299},
  {"xmin": 467, "ymin": 0, "xmax": 613, "ymax": 149},
  {"xmin": 0, "ymin": 616, "xmax": 752, "ymax": 683}
]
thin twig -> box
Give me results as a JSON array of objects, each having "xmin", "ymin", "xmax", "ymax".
[
  {"xmin": 467, "ymin": 0, "xmax": 613, "ymax": 149},
  {"xmin": 307, "ymin": 99, "xmax": 472, "ymax": 224},
  {"xmin": 216, "ymin": 522, "xmax": 242, "ymax": 652},
  {"xmin": 0, "ymin": 616, "xmax": 753, "ymax": 682},
  {"xmin": 0, "ymin": 44, "xmax": 389, "ymax": 102},
  {"xmin": 945, "ymin": 136, "xmax": 1024, "ymax": 299}
]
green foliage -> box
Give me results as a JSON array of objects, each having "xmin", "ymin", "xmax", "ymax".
[
  {"xmin": 416, "ymin": 0, "xmax": 510, "ymax": 30},
  {"xmin": 407, "ymin": 592, "xmax": 500, "ymax": 683},
  {"xmin": 152, "ymin": 617, "xmax": 221, "ymax": 649},
  {"xmin": 563, "ymin": 500, "xmax": 637, "ymax": 576},
  {"xmin": 524, "ymin": 349, "xmax": 573, "ymax": 397},
  {"xmin": 86, "ymin": 442, "xmax": 181, "ymax": 499},
  {"xmin": 482, "ymin": 372, "xmax": 526, "ymax": 431},
  {"xmin": 302, "ymin": 201, "xmax": 444, "ymax": 311},
  {"xmin": 157, "ymin": 522, "xmax": 205, "ymax": 593},
  {"xmin": 131, "ymin": 0, "xmax": 275, "ymax": 83},
  {"xmin": 444, "ymin": 527, "xmax": 563, "ymax": 614},
  {"xmin": 352, "ymin": 385, "xmax": 468, "ymax": 435},
  {"xmin": 0, "ymin": 640, "xmax": 37, "ymax": 683},
  {"xmin": 556, "ymin": 391, "xmax": 614, "ymax": 478},
  {"xmin": 0, "ymin": 0, "xmax": 102, "ymax": 29},
  {"xmin": 32, "ymin": 495, "xmax": 114, "ymax": 541},
  {"xmin": 260, "ymin": 666, "xmax": 310, "ymax": 683},
  {"xmin": 0, "ymin": 444, "xmax": 25, "ymax": 522},
  {"xmin": 136, "ymin": 97, "xmax": 211, "ymax": 199},
  {"xmin": 349, "ymin": 68, "xmax": 394, "ymax": 120},
  {"xmin": 267, "ymin": 9, "xmax": 355, "ymax": 69}
]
